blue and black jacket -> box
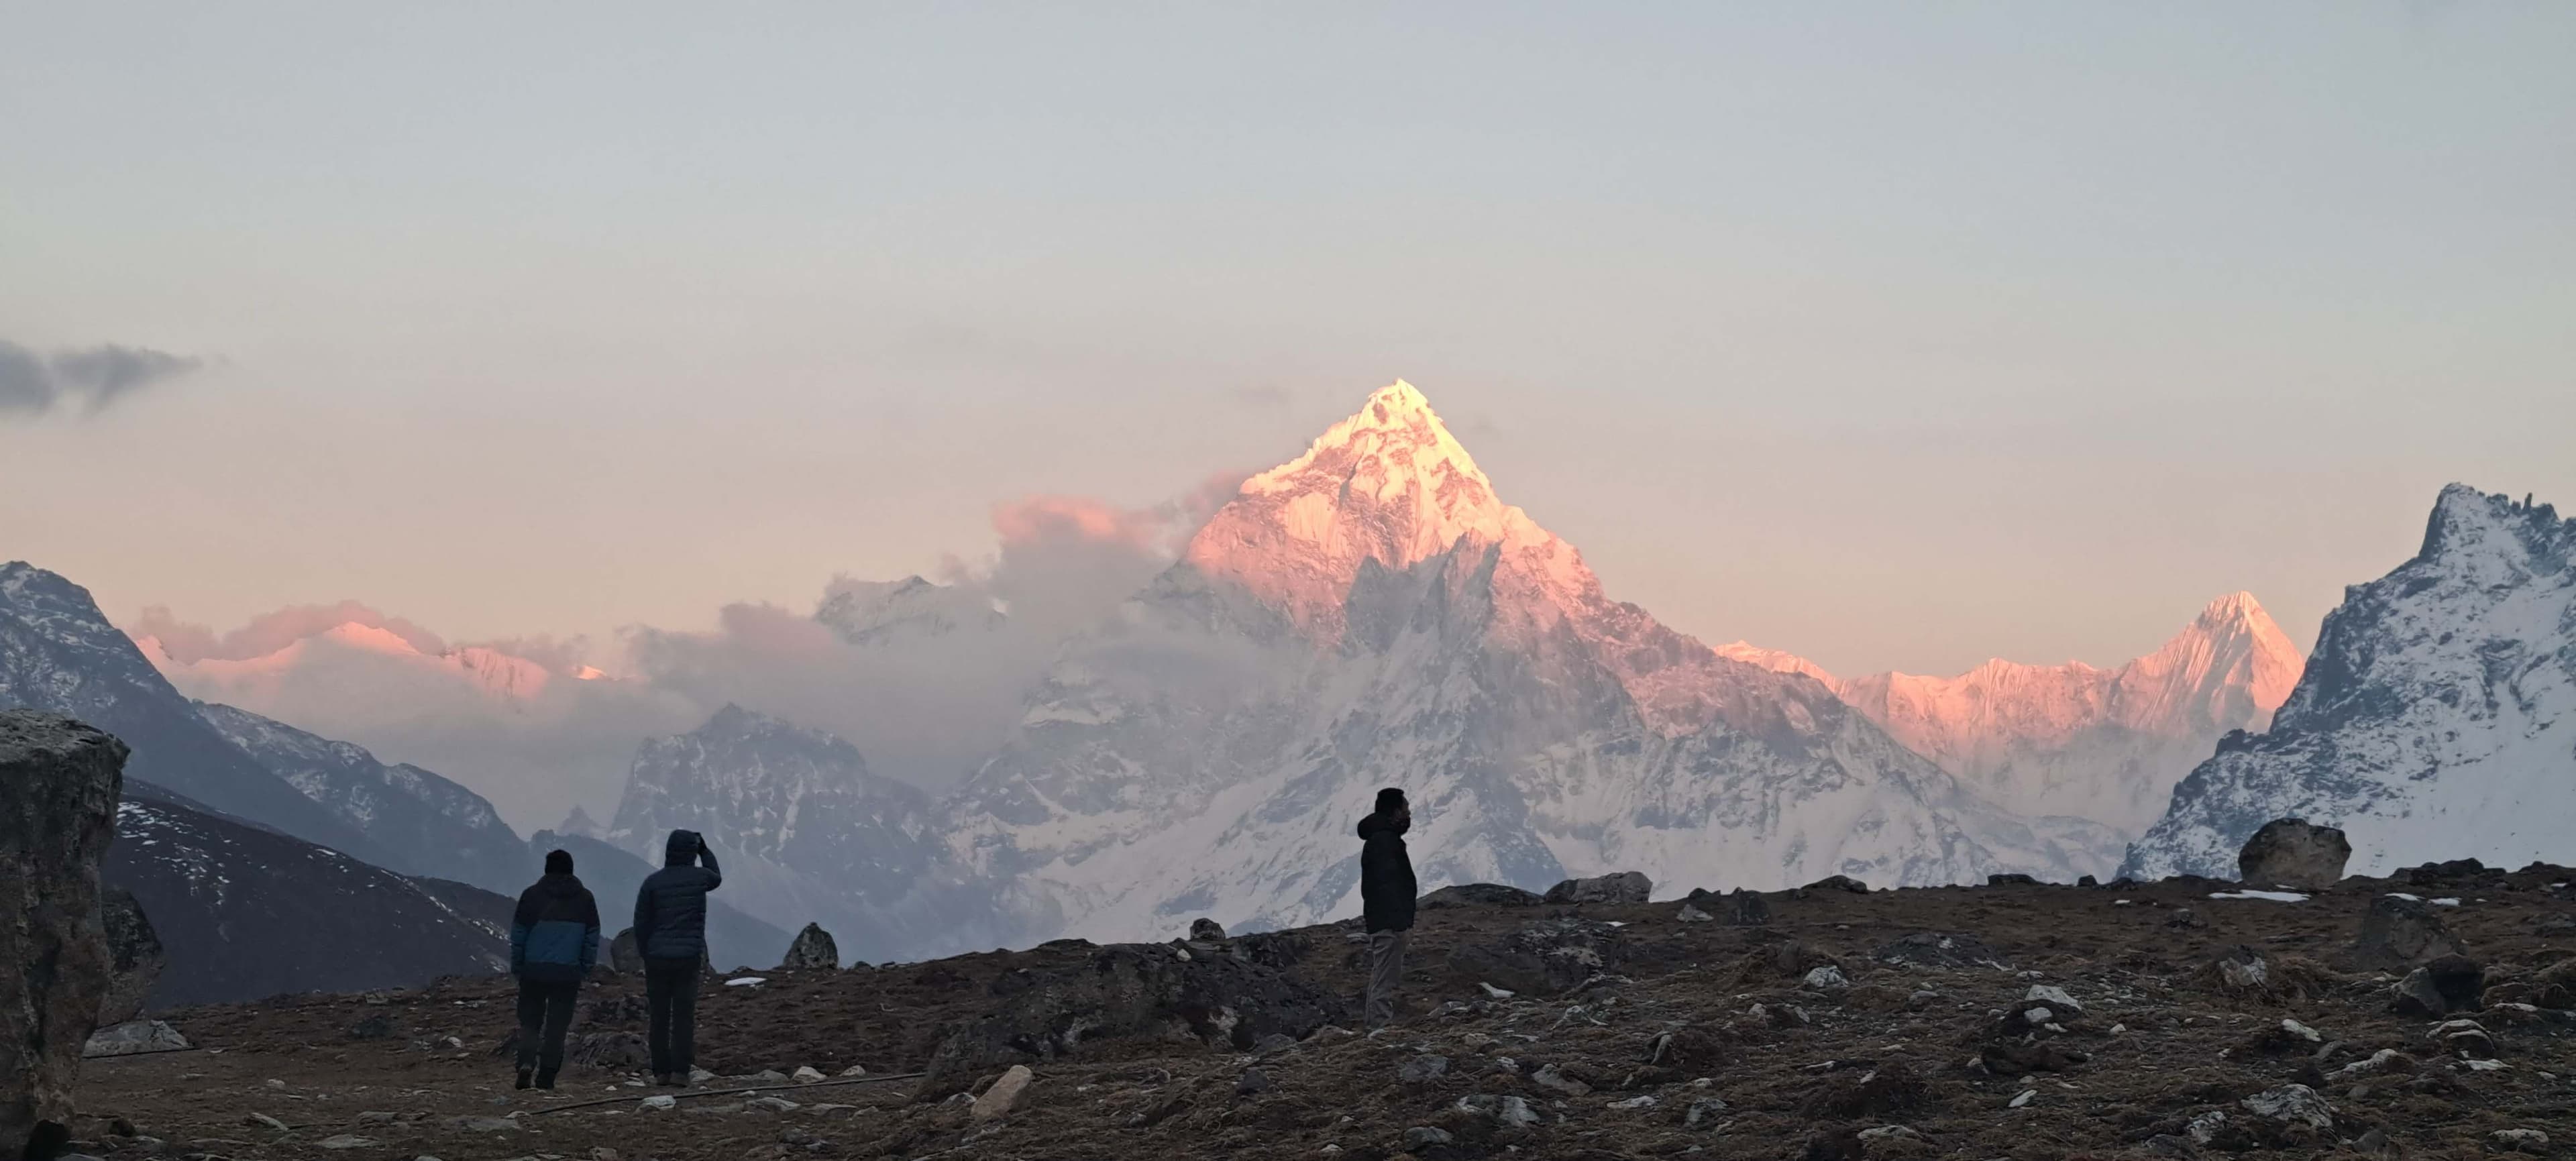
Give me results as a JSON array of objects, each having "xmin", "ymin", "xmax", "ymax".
[{"xmin": 511, "ymin": 873, "xmax": 600, "ymax": 983}]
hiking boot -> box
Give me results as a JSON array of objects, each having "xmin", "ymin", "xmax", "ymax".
[
  {"xmin": 534, "ymin": 1070, "xmax": 557, "ymax": 1091},
  {"xmin": 515, "ymin": 1069, "xmax": 533, "ymax": 1091}
]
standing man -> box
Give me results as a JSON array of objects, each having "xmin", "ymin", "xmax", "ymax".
[
  {"xmin": 510, "ymin": 848, "xmax": 600, "ymax": 1091},
  {"xmin": 635, "ymin": 828, "xmax": 722, "ymax": 1087},
  {"xmin": 1356, "ymin": 787, "xmax": 1417, "ymax": 1030}
]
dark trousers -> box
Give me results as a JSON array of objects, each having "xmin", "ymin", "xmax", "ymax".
[
  {"xmin": 514, "ymin": 978, "xmax": 579, "ymax": 1081},
  {"xmin": 645, "ymin": 958, "xmax": 700, "ymax": 1076}
]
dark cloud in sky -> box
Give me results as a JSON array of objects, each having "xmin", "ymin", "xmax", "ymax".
[{"xmin": 0, "ymin": 339, "xmax": 206, "ymax": 417}]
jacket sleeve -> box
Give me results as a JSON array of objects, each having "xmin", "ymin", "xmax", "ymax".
[
  {"xmin": 633, "ymin": 880, "xmax": 655, "ymax": 954},
  {"xmin": 509, "ymin": 887, "xmax": 533, "ymax": 974},
  {"xmin": 698, "ymin": 847, "xmax": 722, "ymax": 891},
  {"xmin": 580, "ymin": 890, "xmax": 601, "ymax": 973}
]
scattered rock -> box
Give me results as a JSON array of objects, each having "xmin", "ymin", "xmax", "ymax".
[
  {"xmin": 1874, "ymin": 932, "xmax": 1998, "ymax": 969},
  {"xmin": 1397, "ymin": 1055, "xmax": 1450, "ymax": 1084},
  {"xmin": 1235, "ymin": 1068, "xmax": 1269, "ymax": 1096},
  {"xmin": 2335, "ymin": 1048, "xmax": 2417, "ymax": 1077},
  {"xmin": 2167, "ymin": 907, "xmax": 2208, "ymax": 930},
  {"xmin": 2392, "ymin": 954, "xmax": 2485, "ymax": 1015},
  {"xmin": 2210, "ymin": 945, "xmax": 2270, "ymax": 991},
  {"xmin": 1799, "ymin": 1063, "xmax": 1928, "ymax": 1119},
  {"xmin": 1418, "ymin": 883, "xmax": 1543, "ymax": 910},
  {"xmin": 1531, "ymin": 1064, "xmax": 1593, "ymax": 1096},
  {"xmin": 93, "ymin": 887, "xmax": 164, "ymax": 1028},
  {"xmin": 2237, "ymin": 818, "xmax": 2352, "ymax": 889},
  {"xmin": 969, "ymin": 1064, "xmax": 1033, "ymax": 1121},
  {"xmin": 791, "ymin": 1065, "xmax": 826, "ymax": 1083},
  {"xmin": 780, "ymin": 924, "xmax": 839, "ymax": 971},
  {"xmin": 316, "ymin": 1134, "xmax": 377, "ymax": 1150},
  {"xmin": 1683, "ymin": 1097, "xmax": 1727, "ymax": 1128},
  {"xmin": 1722, "ymin": 888, "xmax": 1772, "ymax": 927},
  {"xmin": 2023, "ymin": 985, "xmax": 2082, "ymax": 1015},
  {"xmin": 1544, "ymin": 872, "xmax": 1652, "ymax": 905},
  {"xmin": 2428, "ymin": 1018, "xmax": 2498, "ymax": 1060},
  {"xmin": 1807, "ymin": 875, "xmax": 1870, "ymax": 894},
  {"xmin": 81, "ymin": 1019, "xmax": 191, "ymax": 1058},
  {"xmin": 1456, "ymin": 1093, "xmax": 1541, "ymax": 1129},
  {"xmin": 2239, "ymin": 1084, "xmax": 2334, "ymax": 1131},
  {"xmin": 1803, "ymin": 965, "xmax": 1851, "ymax": 992},
  {"xmin": 349, "ymin": 1013, "xmax": 395, "ymax": 1040},
  {"xmin": 0, "ymin": 712, "xmax": 125, "ymax": 1161},
  {"xmin": 1401, "ymin": 1126, "xmax": 1454, "ymax": 1150},
  {"xmin": 1676, "ymin": 903, "xmax": 1714, "ymax": 923},
  {"xmin": 1988, "ymin": 873, "xmax": 2039, "ymax": 886},
  {"xmin": 568, "ymin": 1031, "xmax": 649, "ymax": 1070},
  {"xmin": 746, "ymin": 1096, "xmax": 800, "ymax": 1112},
  {"xmin": 2491, "ymin": 1129, "xmax": 2551, "ymax": 1154},
  {"xmin": 640, "ymin": 1095, "xmax": 677, "ymax": 1111},
  {"xmin": 2358, "ymin": 893, "xmax": 2465, "ymax": 964}
]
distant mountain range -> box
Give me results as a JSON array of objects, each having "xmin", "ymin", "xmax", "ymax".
[
  {"xmin": 2124, "ymin": 484, "xmax": 2576, "ymax": 879},
  {"xmin": 1719, "ymin": 591, "xmax": 2302, "ymax": 839}
]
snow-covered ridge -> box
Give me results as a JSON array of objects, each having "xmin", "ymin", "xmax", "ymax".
[{"xmin": 2124, "ymin": 484, "xmax": 2576, "ymax": 879}]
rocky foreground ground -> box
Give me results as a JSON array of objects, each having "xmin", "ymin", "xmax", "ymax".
[{"xmin": 67, "ymin": 862, "xmax": 2576, "ymax": 1161}]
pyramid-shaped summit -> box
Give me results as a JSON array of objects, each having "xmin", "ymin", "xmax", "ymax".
[{"xmin": 1183, "ymin": 381, "xmax": 1550, "ymax": 639}]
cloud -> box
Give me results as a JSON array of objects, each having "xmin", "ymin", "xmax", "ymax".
[
  {"xmin": 133, "ymin": 601, "xmax": 448, "ymax": 663},
  {"xmin": 0, "ymin": 339, "xmax": 207, "ymax": 417}
]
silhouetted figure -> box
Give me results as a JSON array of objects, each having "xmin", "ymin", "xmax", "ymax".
[
  {"xmin": 1357, "ymin": 787, "xmax": 1417, "ymax": 1030},
  {"xmin": 635, "ymin": 828, "xmax": 722, "ymax": 1085},
  {"xmin": 510, "ymin": 848, "xmax": 600, "ymax": 1091}
]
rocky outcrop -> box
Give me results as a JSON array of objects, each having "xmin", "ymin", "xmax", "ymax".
[
  {"xmin": 1419, "ymin": 883, "xmax": 1542, "ymax": 910},
  {"xmin": 781, "ymin": 923, "xmax": 840, "ymax": 971},
  {"xmin": 95, "ymin": 886, "xmax": 164, "ymax": 1025},
  {"xmin": 1, "ymin": 712, "xmax": 127, "ymax": 1161},
  {"xmin": 610, "ymin": 928, "xmax": 644, "ymax": 973},
  {"xmin": 2238, "ymin": 819, "xmax": 2350, "ymax": 889},
  {"xmin": 921, "ymin": 942, "xmax": 1348, "ymax": 1095},
  {"xmin": 2357, "ymin": 894, "xmax": 2464, "ymax": 964},
  {"xmin": 1544, "ymin": 872, "xmax": 1652, "ymax": 905}
]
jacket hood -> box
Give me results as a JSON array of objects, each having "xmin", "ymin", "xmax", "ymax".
[
  {"xmin": 1356, "ymin": 812, "xmax": 1409, "ymax": 840},
  {"xmin": 664, "ymin": 829, "xmax": 700, "ymax": 866},
  {"xmin": 535, "ymin": 871, "xmax": 586, "ymax": 893}
]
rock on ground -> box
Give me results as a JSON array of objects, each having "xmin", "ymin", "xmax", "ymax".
[
  {"xmin": 780, "ymin": 923, "xmax": 839, "ymax": 971},
  {"xmin": 1419, "ymin": 883, "xmax": 1542, "ymax": 909},
  {"xmin": 608, "ymin": 928, "xmax": 645, "ymax": 974},
  {"xmin": 1189, "ymin": 918, "xmax": 1227, "ymax": 941},
  {"xmin": 970, "ymin": 1064, "xmax": 1033, "ymax": 1121},
  {"xmin": 1543, "ymin": 871, "xmax": 1652, "ymax": 905},
  {"xmin": 94, "ymin": 886, "xmax": 164, "ymax": 1026},
  {"xmin": 0, "ymin": 712, "xmax": 126, "ymax": 1161},
  {"xmin": 2357, "ymin": 893, "xmax": 2465, "ymax": 964},
  {"xmin": 2237, "ymin": 818, "xmax": 2352, "ymax": 889},
  {"xmin": 80, "ymin": 1019, "xmax": 190, "ymax": 1058}
]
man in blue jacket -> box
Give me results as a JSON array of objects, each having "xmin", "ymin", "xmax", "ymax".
[
  {"xmin": 510, "ymin": 848, "xmax": 600, "ymax": 1090},
  {"xmin": 635, "ymin": 828, "xmax": 722, "ymax": 1086}
]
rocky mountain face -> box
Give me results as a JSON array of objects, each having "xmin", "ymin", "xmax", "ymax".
[
  {"xmin": 1723, "ymin": 594, "xmax": 2303, "ymax": 842},
  {"xmin": 604, "ymin": 705, "xmax": 963, "ymax": 962},
  {"xmin": 2124, "ymin": 484, "xmax": 2576, "ymax": 880},
  {"xmin": 104, "ymin": 782, "xmax": 513, "ymax": 1005},
  {"xmin": 930, "ymin": 383, "xmax": 2116, "ymax": 950},
  {"xmin": 195, "ymin": 701, "xmax": 529, "ymax": 893},
  {"xmin": 0, "ymin": 562, "xmax": 386, "ymax": 863},
  {"xmin": 816, "ymin": 575, "xmax": 1006, "ymax": 647}
]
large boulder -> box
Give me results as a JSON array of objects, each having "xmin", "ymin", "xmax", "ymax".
[
  {"xmin": 95, "ymin": 887, "xmax": 164, "ymax": 1026},
  {"xmin": 2357, "ymin": 894, "xmax": 2465, "ymax": 964},
  {"xmin": 1, "ymin": 712, "xmax": 126, "ymax": 1160},
  {"xmin": 609, "ymin": 928, "xmax": 643, "ymax": 973},
  {"xmin": 921, "ymin": 942, "xmax": 1348, "ymax": 1096},
  {"xmin": 1543, "ymin": 872, "xmax": 1652, "ymax": 905},
  {"xmin": 780, "ymin": 923, "xmax": 839, "ymax": 971},
  {"xmin": 2239, "ymin": 819, "xmax": 2351, "ymax": 889}
]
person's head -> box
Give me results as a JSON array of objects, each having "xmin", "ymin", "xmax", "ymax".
[
  {"xmin": 665, "ymin": 829, "xmax": 701, "ymax": 867},
  {"xmin": 1375, "ymin": 787, "xmax": 1409, "ymax": 824},
  {"xmin": 543, "ymin": 848, "xmax": 573, "ymax": 875}
]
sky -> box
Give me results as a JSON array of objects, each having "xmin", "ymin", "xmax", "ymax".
[{"xmin": 4, "ymin": 2, "xmax": 2573, "ymax": 683}]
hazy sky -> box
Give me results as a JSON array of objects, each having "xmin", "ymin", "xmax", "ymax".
[{"xmin": 5, "ymin": 3, "xmax": 2571, "ymax": 679}]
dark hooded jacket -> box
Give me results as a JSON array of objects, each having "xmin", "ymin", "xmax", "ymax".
[
  {"xmin": 1357, "ymin": 812, "xmax": 1417, "ymax": 933},
  {"xmin": 511, "ymin": 873, "xmax": 600, "ymax": 983},
  {"xmin": 633, "ymin": 829, "xmax": 724, "ymax": 963}
]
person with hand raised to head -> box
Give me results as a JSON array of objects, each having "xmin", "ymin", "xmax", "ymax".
[{"xmin": 634, "ymin": 828, "xmax": 722, "ymax": 1086}]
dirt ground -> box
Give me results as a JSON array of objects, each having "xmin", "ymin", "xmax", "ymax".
[{"xmin": 70, "ymin": 861, "xmax": 2576, "ymax": 1160}]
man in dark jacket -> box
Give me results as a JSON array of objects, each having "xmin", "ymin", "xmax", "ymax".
[
  {"xmin": 635, "ymin": 828, "xmax": 722, "ymax": 1086},
  {"xmin": 510, "ymin": 848, "xmax": 600, "ymax": 1090},
  {"xmin": 1357, "ymin": 787, "xmax": 1417, "ymax": 1030}
]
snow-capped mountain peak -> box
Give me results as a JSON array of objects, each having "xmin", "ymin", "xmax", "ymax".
[
  {"xmin": 2126, "ymin": 484, "xmax": 2573, "ymax": 879},
  {"xmin": 1184, "ymin": 381, "xmax": 1554, "ymax": 641}
]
